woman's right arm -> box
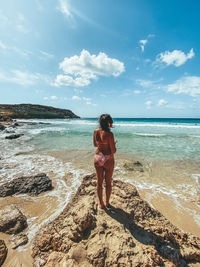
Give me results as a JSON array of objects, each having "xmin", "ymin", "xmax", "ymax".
[{"xmin": 109, "ymin": 132, "xmax": 116, "ymax": 154}]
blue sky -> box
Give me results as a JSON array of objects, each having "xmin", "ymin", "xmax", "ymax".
[{"xmin": 0, "ymin": 0, "xmax": 200, "ymax": 118}]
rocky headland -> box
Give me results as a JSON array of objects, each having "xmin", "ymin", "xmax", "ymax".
[
  {"xmin": 0, "ymin": 104, "xmax": 80, "ymax": 119},
  {"xmin": 31, "ymin": 174, "xmax": 200, "ymax": 267}
]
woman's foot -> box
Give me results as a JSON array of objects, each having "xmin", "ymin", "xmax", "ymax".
[
  {"xmin": 99, "ymin": 202, "xmax": 105, "ymax": 209},
  {"xmin": 105, "ymin": 201, "xmax": 109, "ymax": 208}
]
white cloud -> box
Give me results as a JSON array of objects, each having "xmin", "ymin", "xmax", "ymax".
[
  {"xmin": 166, "ymin": 76, "xmax": 200, "ymax": 96},
  {"xmin": 17, "ymin": 13, "xmax": 25, "ymax": 22},
  {"xmin": 82, "ymin": 97, "xmax": 91, "ymax": 101},
  {"xmin": 55, "ymin": 74, "xmax": 90, "ymax": 87},
  {"xmin": 133, "ymin": 90, "xmax": 141, "ymax": 94},
  {"xmin": 58, "ymin": 0, "xmax": 72, "ymax": 18},
  {"xmin": 50, "ymin": 95, "xmax": 57, "ymax": 100},
  {"xmin": 158, "ymin": 99, "xmax": 168, "ymax": 106},
  {"xmin": 148, "ymin": 34, "xmax": 155, "ymax": 38},
  {"xmin": 71, "ymin": 95, "xmax": 96, "ymax": 105},
  {"xmin": 43, "ymin": 97, "xmax": 48, "ymax": 100},
  {"xmin": 145, "ymin": 59, "xmax": 151, "ymax": 63},
  {"xmin": 157, "ymin": 48, "xmax": 194, "ymax": 67},
  {"xmin": 72, "ymin": 95, "xmax": 81, "ymax": 100},
  {"xmin": 145, "ymin": 100, "xmax": 153, "ymax": 109},
  {"xmin": 57, "ymin": 0, "xmax": 103, "ymax": 30},
  {"xmin": 86, "ymin": 101, "xmax": 97, "ymax": 106},
  {"xmin": 139, "ymin": 39, "xmax": 148, "ymax": 52},
  {"xmin": 0, "ymin": 70, "xmax": 52, "ymax": 86},
  {"xmin": 136, "ymin": 79, "xmax": 154, "ymax": 88},
  {"xmin": 74, "ymin": 88, "xmax": 83, "ymax": 94},
  {"xmin": 40, "ymin": 50, "xmax": 54, "ymax": 59},
  {"xmin": 16, "ymin": 13, "xmax": 28, "ymax": 33},
  {"xmin": 139, "ymin": 34, "xmax": 154, "ymax": 52},
  {"xmin": 136, "ymin": 78, "xmax": 163, "ymax": 90},
  {"xmin": 0, "ymin": 41, "xmax": 30, "ymax": 57},
  {"xmin": 12, "ymin": 46, "xmax": 30, "ymax": 57},
  {"xmin": 0, "ymin": 70, "xmax": 40, "ymax": 86},
  {"xmin": 54, "ymin": 49, "xmax": 125, "ymax": 87}
]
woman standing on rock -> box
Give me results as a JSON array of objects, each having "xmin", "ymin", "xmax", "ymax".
[{"xmin": 93, "ymin": 114, "xmax": 116, "ymax": 208}]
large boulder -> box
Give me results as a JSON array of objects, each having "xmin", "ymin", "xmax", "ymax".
[
  {"xmin": 0, "ymin": 240, "xmax": 7, "ymax": 266},
  {"xmin": 32, "ymin": 174, "xmax": 200, "ymax": 266},
  {"xmin": 0, "ymin": 173, "xmax": 52, "ymax": 197},
  {"xmin": 0, "ymin": 205, "xmax": 27, "ymax": 234}
]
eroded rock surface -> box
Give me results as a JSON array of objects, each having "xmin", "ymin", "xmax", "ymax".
[
  {"xmin": 0, "ymin": 173, "xmax": 52, "ymax": 197},
  {"xmin": 0, "ymin": 240, "xmax": 7, "ymax": 266},
  {"xmin": 0, "ymin": 205, "xmax": 27, "ymax": 234},
  {"xmin": 9, "ymin": 233, "xmax": 28, "ymax": 249},
  {"xmin": 32, "ymin": 174, "xmax": 200, "ymax": 266}
]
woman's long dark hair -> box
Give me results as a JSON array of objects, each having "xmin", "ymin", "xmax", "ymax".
[{"xmin": 99, "ymin": 114, "xmax": 113, "ymax": 132}]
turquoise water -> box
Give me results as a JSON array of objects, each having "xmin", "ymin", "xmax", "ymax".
[{"xmin": 22, "ymin": 118, "xmax": 200, "ymax": 160}]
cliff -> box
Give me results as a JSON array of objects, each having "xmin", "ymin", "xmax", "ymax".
[
  {"xmin": 0, "ymin": 104, "xmax": 80, "ymax": 119},
  {"xmin": 32, "ymin": 174, "xmax": 200, "ymax": 266}
]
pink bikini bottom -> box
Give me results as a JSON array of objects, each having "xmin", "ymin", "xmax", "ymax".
[{"xmin": 94, "ymin": 154, "xmax": 111, "ymax": 167}]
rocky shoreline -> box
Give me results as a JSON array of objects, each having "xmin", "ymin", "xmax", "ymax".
[
  {"xmin": 0, "ymin": 115, "xmax": 50, "ymax": 141},
  {"xmin": 0, "ymin": 173, "xmax": 53, "ymax": 266}
]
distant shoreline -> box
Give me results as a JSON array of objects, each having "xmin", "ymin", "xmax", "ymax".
[{"xmin": 0, "ymin": 104, "xmax": 80, "ymax": 119}]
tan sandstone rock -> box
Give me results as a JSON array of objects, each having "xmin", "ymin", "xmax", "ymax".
[
  {"xmin": 32, "ymin": 174, "xmax": 200, "ymax": 266},
  {"xmin": 9, "ymin": 233, "xmax": 28, "ymax": 249},
  {"xmin": 0, "ymin": 239, "xmax": 7, "ymax": 266},
  {"xmin": 0, "ymin": 205, "xmax": 27, "ymax": 234}
]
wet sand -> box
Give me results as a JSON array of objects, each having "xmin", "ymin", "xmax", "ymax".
[{"xmin": 1, "ymin": 148, "xmax": 200, "ymax": 266}]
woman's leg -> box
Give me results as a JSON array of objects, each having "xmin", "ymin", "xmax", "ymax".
[
  {"xmin": 95, "ymin": 165, "xmax": 104, "ymax": 208},
  {"xmin": 104, "ymin": 160, "xmax": 114, "ymax": 207}
]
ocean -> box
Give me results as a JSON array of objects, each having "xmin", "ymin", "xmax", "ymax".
[
  {"xmin": 18, "ymin": 117, "xmax": 200, "ymax": 160},
  {"xmin": 0, "ymin": 117, "xmax": 200, "ymax": 241}
]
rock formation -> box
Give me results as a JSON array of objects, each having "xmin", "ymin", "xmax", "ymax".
[
  {"xmin": 9, "ymin": 233, "xmax": 28, "ymax": 249},
  {"xmin": 32, "ymin": 174, "xmax": 200, "ymax": 266},
  {"xmin": 0, "ymin": 205, "xmax": 27, "ymax": 234},
  {"xmin": 0, "ymin": 173, "xmax": 52, "ymax": 197},
  {"xmin": 123, "ymin": 160, "xmax": 144, "ymax": 172},
  {"xmin": 0, "ymin": 104, "xmax": 80, "ymax": 119},
  {"xmin": 5, "ymin": 133, "xmax": 24, "ymax": 140},
  {"xmin": 0, "ymin": 240, "xmax": 7, "ymax": 266},
  {"xmin": 0, "ymin": 125, "xmax": 5, "ymax": 131}
]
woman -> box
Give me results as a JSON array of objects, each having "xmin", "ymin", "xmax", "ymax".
[{"xmin": 93, "ymin": 114, "xmax": 116, "ymax": 208}]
